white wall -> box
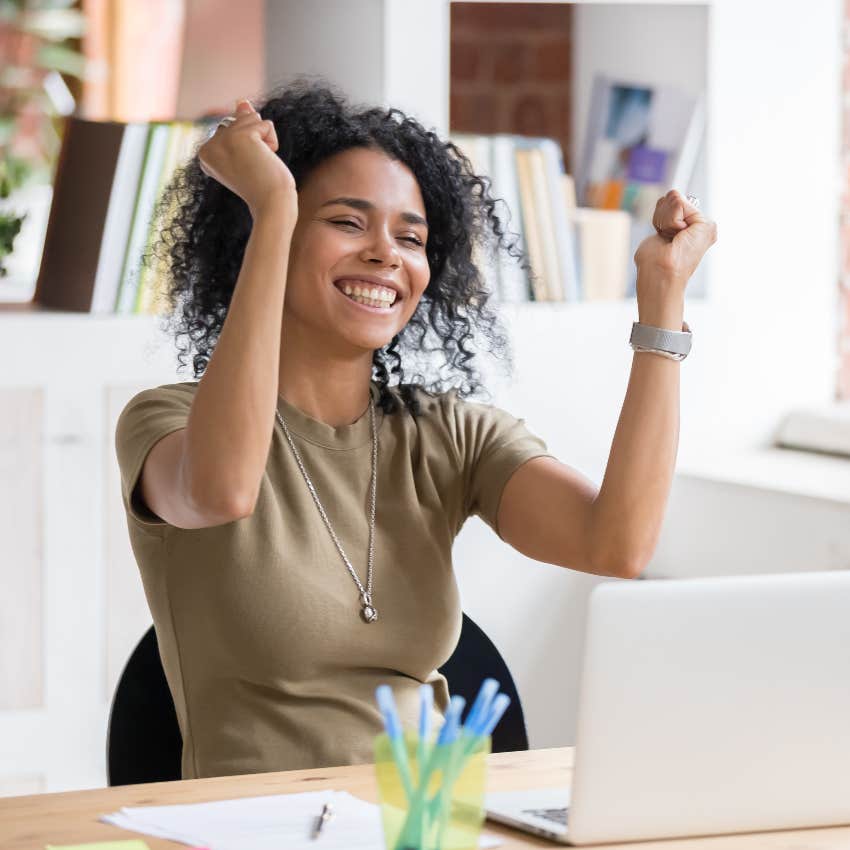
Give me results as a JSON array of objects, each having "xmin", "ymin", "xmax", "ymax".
[
  {"xmin": 265, "ymin": 0, "xmax": 385, "ymax": 107},
  {"xmin": 683, "ymin": 0, "xmax": 839, "ymax": 453},
  {"xmin": 449, "ymin": 0, "xmax": 843, "ymax": 749},
  {"xmin": 265, "ymin": 0, "xmax": 448, "ymax": 134}
]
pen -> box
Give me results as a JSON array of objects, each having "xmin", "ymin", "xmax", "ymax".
[{"xmin": 311, "ymin": 802, "xmax": 334, "ymax": 840}]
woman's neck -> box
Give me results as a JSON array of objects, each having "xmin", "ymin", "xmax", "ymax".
[{"xmin": 277, "ymin": 356, "xmax": 374, "ymax": 428}]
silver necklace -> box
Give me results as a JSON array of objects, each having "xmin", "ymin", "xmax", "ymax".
[{"xmin": 275, "ymin": 393, "xmax": 379, "ymax": 624}]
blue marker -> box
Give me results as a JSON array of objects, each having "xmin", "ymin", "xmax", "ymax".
[
  {"xmin": 478, "ymin": 692, "xmax": 511, "ymax": 738},
  {"xmin": 438, "ymin": 694, "xmax": 466, "ymax": 745},
  {"xmin": 462, "ymin": 691, "xmax": 511, "ymax": 760},
  {"xmin": 417, "ymin": 684, "xmax": 434, "ymax": 784},
  {"xmin": 463, "ymin": 678, "xmax": 499, "ymax": 736}
]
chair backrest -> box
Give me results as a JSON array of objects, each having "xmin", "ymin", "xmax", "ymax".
[
  {"xmin": 106, "ymin": 626, "xmax": 182, "ymax": 786},
  {"xmin": 107, "ymin": 613, "xmax": 528, "ymax": 785},
  {"xmin": 436, "ymin": 614, "xmax": 529, "ymax": 753}
]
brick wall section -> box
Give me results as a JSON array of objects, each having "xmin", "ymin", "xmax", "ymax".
[
  {"xmin": 450, "ymin": 2, "xmax": 574, "ymax": 172},
  {"xmin": 841, "ymin": 0, "xmax": 850, "ymax": 399}
]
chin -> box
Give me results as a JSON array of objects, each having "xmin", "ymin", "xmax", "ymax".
[{"xmin": 346, "ymin": 330, "xmax": 399, "ymax": 352}]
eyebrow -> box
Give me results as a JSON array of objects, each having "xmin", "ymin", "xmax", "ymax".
[{"xmin": 319, "ymin": 196, "xmax": 428, "ymax": 228}]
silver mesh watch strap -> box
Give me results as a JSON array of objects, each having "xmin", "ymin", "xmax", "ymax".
[{"xmin": 630, "ymin": 320, "xmax": 692, "ymax": 361}]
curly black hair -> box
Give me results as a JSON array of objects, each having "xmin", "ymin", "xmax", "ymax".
[{"xmin": 145, "ymin": 76, "xmax": 531, "ymax": 417}]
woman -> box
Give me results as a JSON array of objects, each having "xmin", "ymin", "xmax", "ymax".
[{"xmin": 115, "ymin": 79, "xmax": 717, "ymax": 780}]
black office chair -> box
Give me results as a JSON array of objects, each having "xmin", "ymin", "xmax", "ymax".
[{"xmin": 107, "ymin": 613, "xmax": 529, "ymax": 786}]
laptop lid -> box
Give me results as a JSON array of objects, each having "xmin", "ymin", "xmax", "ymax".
[{"xmin": 566, "ymin": 570, "xmax": 850, "ymax": 845}]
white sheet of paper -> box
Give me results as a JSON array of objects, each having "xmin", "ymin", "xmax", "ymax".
[{"xmin": 100, "ymin": 788, "xmax": 502, "ymax": 850}]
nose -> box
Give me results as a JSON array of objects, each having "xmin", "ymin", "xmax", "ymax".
[{"xmin": 359, "ymin": 227, "xmax": 401, "ymax": 267}]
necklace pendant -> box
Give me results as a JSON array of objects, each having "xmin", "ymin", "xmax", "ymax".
[{"xmin": 360, "ymin": 592, "xmax": 378, "ymax": 624}]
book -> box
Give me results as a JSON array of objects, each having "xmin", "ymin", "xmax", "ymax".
[
  {"xmin": 578, "ymin": 73, "xmax": 704, "ymax": 221},
  {"xmin": 537, "ymin": 137, "xmax": 581, "ymax": 302},
  {"xmin": 90, "ymin": 123, "xmax": 149, "ymax": 314},
  {"xmin": 33, "ymin": 116, "xmax": 214, "ymax": 314},
  {"xmin": 115, "ymin": 123, "xmax": 171, "ymax": 314},
  {"xmin": 525, "ymin": 145, "xmax": 563, "ymax": 301},
  {"xmin": 34, "ymin": 117, "xmax": 127, "ymax": 311},
  {"xmin": 489, "ymin": 134, "xmax": 531, "ymax": 302},
  {"xmin": 134, "ymin": 122, "xmax": 203, "ymax": 315},
  {"xmin": 513, "ymin": 147, "xmax": 548, "ymax": 301},
  {"xmin": 449, "ymin": 133, "xmax": 502, "ymax": 299},
  {"xmin": 567, "ymin": 203, "xmax": 631, "ymax": 301}
]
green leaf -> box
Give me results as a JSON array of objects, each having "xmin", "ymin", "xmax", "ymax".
[
  {"xmin": 0, "ymin": 154, "xmax": 36, "ymax": 195},
  {"xmin": 0, "ymin": 2, "xmax": 25, "ymax": 25},
  {"xmin": 16, "ymin": 8, "xmax": 87, "ymax": 40},
  {"xmin": 29, "ymin": 0, "xmax": 79, "ymax": 10},
  {"xmin": 0, "ymin": 212, "xmax": 26, "ymax": 255},
  {"xmin": 35, "ymin": 42, "xmax": 87, "ymax": 78}
]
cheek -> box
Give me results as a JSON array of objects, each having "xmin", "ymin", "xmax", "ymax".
[
  {"xmin": 408, "ymin": 253, "xmax": 431, "ymax": 294},
  {"xmin": 293, "ymin": 225, "xmax": 348, "ymax": 271}
]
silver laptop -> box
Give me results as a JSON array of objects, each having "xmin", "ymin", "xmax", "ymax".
[{"xmin": 485, "ymin": 570, "xmax": 850, "ymax": 844}]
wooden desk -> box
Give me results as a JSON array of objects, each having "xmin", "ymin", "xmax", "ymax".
[{"xmin": 2, "ymin": 747, "xmax": 850, "ymax": 849}]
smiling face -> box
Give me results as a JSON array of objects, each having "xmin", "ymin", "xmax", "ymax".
[{"xmin": 283, "ymin": 146, "xmax": 431, "ymax": 355}]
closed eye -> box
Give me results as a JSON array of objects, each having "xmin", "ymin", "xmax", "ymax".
[{"xmin": 332, "ymin": 219, "xmax": 424, "ymax": 247}]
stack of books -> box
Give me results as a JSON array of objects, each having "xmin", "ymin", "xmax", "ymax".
[
  {"xmin": 450, "ymin": 132, "xmax": 632, "ymax": 303},
  {"xmin": 33, "ymin": 115, "xmax": 216, "ymax": 314},
  {"xmin": 451, "ymin": 77, "xmax": 703, "ymax": 304}
]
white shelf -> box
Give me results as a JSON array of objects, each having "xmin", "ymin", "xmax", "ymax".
[
  {"xmin": 678, "ymin": 446, "xmax": 850, "ymax": 507},
  {"xmin": 0, "ymin": 294, "xmax": 709, "ymax": 319}
]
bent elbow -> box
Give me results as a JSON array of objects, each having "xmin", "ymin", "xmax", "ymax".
[
  {"xmin": 594, "ymin": 549, "xmax": 647, "ymax": 580},
  {"xmin": 226, "ymin": 492, "xmax": 256, "ymax": 521},
  {"xmin": 621, "ymin": 556, "xmax": 649, "ymax": 580},
  {"xmin": 188, "ymin": 482, "xmax": 256, "ymax": 525}
]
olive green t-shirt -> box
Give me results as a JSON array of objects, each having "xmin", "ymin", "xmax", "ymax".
[{"xmin": 114, "ymin": 379, "xmax": 553, "ymax": 779}]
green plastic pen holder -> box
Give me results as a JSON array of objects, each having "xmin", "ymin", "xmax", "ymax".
[{"xmin": 374, "ymin": 730, "xmax": 491, "ymax": 850}]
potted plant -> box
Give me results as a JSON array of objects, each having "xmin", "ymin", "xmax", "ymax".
[{"xmin": 0, "ymin": 0, "xmax": 87, "ymax": 286}]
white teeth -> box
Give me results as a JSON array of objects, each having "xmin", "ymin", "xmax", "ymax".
[
  {"xmin": 337, "ymin": 281, "xmax": 396, "ymax": 305},
  {"xmin": 347, "ymin": 292, "xmax": 391, "ymax": 308}
]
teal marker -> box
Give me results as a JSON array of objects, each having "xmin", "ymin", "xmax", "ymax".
[
  {"xmin": 375, "ymin": 684, "xmax": 415, "ymax": 802},
  {"xmin": 429, "ymin": 688, "xmax": 512, "ymax": 831},
  {"xmin": 394, "ymin": 694, "xmax": 466, "ymax": 850}
]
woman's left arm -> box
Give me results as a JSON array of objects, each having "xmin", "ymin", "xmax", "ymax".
[{"xmin": 497, "ymin": 190, "xmax": 718, "ymax": 579}]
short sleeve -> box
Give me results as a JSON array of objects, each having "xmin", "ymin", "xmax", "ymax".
[
  {"xmin": 114, "ymin": 382, "xmax": 195, "ymax": 532},
  {"xmin": 442, "ymin": 389, "xmax": 555, "ymax": 540}
]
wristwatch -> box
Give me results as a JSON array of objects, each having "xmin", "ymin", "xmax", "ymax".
[{"xmin": 629, "ymin": 320, "xmax": 692, "ymax": 361}]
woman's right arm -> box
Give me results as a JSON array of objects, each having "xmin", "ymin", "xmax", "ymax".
[{"xmin": 137, "ymin": 99, "xmax": 297, "ymax": 529}]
